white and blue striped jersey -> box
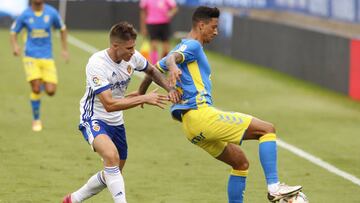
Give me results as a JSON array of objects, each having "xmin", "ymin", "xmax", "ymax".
[{"xmin": 79, "ymin": 49, "xmax": 148, "ymax": 126}]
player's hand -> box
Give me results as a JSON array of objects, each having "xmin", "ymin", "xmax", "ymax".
[
  {"xmin": 62, "ymin": 50, "xmax": 70, "ymax": 63},
  {"xmin": 12, "ymin": 45, "xmax": 21, "ymax": 57},
  {"xmin": 144, "ymin": 88, "xmax": 169, "ymax": 109},
  {"xmin": 168, "ymin": 66, "xmax": 182, "ymax": 87},
  {"xmin": 168, "ymin": 88, "xmax": 181, "ymax": 104}
]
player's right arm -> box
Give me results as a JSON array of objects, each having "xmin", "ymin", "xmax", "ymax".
[
  {"xmin": 87, "ymin": 62, "xmax": 168, "ymax": 112},
  {"xmin": 9, "ymin": 15, "xmax": 24, "ymax": 57},
  {"xmin": 166, "ymin": 52, "xmax": 184, "ymax": 87},
  {"xmin": 10, "ymin": 33, "xmax": 21, "ymax": 56}
]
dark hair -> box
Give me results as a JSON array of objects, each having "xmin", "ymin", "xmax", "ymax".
[
  {"xmin": 192, "ymin": 6, "xmax": 220, "ymax": 26},
  {"xmin": 109, "ymin": 21, "xmax": 137, "ymax": 43}
]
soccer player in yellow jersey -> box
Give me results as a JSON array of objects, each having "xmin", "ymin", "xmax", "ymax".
[
  {"xmin": 139, "ymin": 6, "xmax": 302, "ymax": 202},
  {"xmin": 10, "ymin": 0, "xmax": 69, "ymax": 131}
]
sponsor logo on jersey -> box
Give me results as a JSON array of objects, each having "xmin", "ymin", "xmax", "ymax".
[
  {"xmin": 31, "ymin": 29, "xmax": 49, "ymax": 38},
  {"xmin": 111, "ymin": 78, "xmax": 131, "ymax": 90},
  {"xmin": 29, "ymin": 18, "xmax": 34, "ymax": 24},
  {"xmin": 92, "ymin": 76, "xmax": 101, "ymax": 87},
  {"xmin": 112, "ymin": 72, "xmax": 117, "ymax": 77}
]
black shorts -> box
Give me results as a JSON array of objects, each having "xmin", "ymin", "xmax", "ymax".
[{"xmin": 147, "ymin": 23, "xmax": 171, "ymax": 41}]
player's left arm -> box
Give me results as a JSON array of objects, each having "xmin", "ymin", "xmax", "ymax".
[
  {"xmin": 53, "ymin": 9, "xmax": 69, "ymax": 62},
  {"xmin": 60, "ymin": 28, "xmax": 69, "ymax": 62}
]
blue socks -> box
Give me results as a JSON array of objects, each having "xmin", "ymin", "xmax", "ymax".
[
  {"xmin": 228, "ymin": 169, "xmax": 248, "ymax": 203},
  {"xmin": 30, "ymin": 92, "xmax": 41, "ymax": 120},
  {"xmin": 259, "ymin": 133, "xmax": 279, "ymax": 185}
]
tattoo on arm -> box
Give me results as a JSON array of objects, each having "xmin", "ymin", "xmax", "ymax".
[{"xmin": 166, "ymin": 52, "xmax": 183, "ymax": 67}]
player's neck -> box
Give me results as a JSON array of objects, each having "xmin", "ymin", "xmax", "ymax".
[
  {"xmin": 32, "ymin": 4, "xmax": 44, "ymax": 12},
  {"xmin": 188, "ymin": 30, "xmax": 204, "ymax": 45},
  {"xmin": 107, "ymin": 49, "xmax": 122, "ymax": 64}
]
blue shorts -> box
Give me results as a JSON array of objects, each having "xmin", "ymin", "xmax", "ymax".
[{"xmin": 79, "ymin": 119, "xmax": 128, "ymax": 160}]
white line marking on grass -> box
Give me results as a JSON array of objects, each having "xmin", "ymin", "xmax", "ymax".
[
  {"xmin": 67, "ymin": 35, "xmax": 99, "ymax": 54},
  {"xmin": 67, "ymin": 34, "xmax": 360, "ymax": 187},
  {"xmin": 277, "ymin": 139, "xmax": 360, "ymax": 186}
]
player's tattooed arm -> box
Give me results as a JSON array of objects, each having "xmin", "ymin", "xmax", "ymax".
[
  {"xmin": 165, "ymin": 52, "xmax": 183, "ymax": 87},
  {"xmin": 142, "ymin": 64, "xmax": 181, "ymax": 103}
]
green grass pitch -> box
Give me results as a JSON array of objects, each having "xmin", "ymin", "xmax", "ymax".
[{"xmin": 0, "ymin": 29, "xmax": 360, "ymax": 202}]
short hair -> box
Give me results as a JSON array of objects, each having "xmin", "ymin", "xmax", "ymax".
[
  {"xmin": 109, "ymin": 21, "xmax": 137, "ymax": 43},
  {"xmin": 192, "ymin": 6, "xmax": 220, "ymax": 26}
]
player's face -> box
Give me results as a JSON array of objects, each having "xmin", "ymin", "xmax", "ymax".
[
  {"xmin": 32, "ymin": 0, "xmax": 44, "ymax": 6},
  {"xmin": 201, "ymin": 18, "xmax": 218, "ymax": 44},
  {"xmin": 114, "ymin": 39, "xmax": 136, "ymax": 62}
]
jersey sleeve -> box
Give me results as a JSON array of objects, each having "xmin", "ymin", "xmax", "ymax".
[
  {"xmin": 173, "ymin": 40, "xmax": 201, "ymax": 64},
  {"xmin": 86, "ymin": 63, "xmax": 111, "ymax": 95},
  {"xmin": 157, "ymin": 57, "xmax": 168, "ymax": 73},
  {"xmin": 133, "ymin": 50, "xmax": 148, "ymax": 72},
  {"xmin": 157, "ymin": 40, "xmax": 201, "ymax": 73},
  {"xmin": 10, "ymin": 14, "xmax": 25, "ymax": 33},
  {"xmin": 51, "ymin": 8, "xmax": 66, "ymax": 30}
]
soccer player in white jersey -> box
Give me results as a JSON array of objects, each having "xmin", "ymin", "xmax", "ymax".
[{"xmin": 62, "ymin": 22, "xmax": 179, "ymax": 203}]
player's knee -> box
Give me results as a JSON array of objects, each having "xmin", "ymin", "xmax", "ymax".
[
  {"xmin": 46, "ymin": 90, "xmax": 56, "ymax": 96},
  {"xmin": 264, "ymin": 122, "xmax": 276, "ymax": 134},
  {"xmin": 102, "ymin": 151, "xmax": 120, "ymax": 166},
  {"xmin": 32, "ymin": 88, "xmax": 41, "ymax": 94},
  {"xmin": 233, "ymin": 160, "xmax": 249, "ymax": 171}
]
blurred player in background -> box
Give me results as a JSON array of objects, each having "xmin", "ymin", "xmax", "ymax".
[
  {"xmin": 10, "ymin": 0, "xmax": 69, "ymax": 132},
  {"xmin": 62, "ymin": 22, "xmax": 179, "ymax": 203},
  {"xmin": 139, "ymin": 0, "xmax": 178, "ymax": 64},
  {"xmin": 139, "ymin": 6, "xmax": 302, "ymax": 203}
]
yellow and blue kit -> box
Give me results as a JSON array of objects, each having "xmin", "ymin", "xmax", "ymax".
[
  {"xmin": 158, "ymin": 39, "xmax": 253, "ymax": 157},
  {"xmin": 10, "ymin": 4, "xmax": 66, "ymax": 121},
  {"xmin": 11, "ymin": 4, "xmax": 65, "ymax": 84},
  {"xmin": 159, "ymin": 39, "xmax": 279, "ymax": 203},
  {"xmin": 158, "ymin": 39, "xmax": 213, "ymax": 121},
  {"xmin": 10, "ymin": 4, "xmax": 66, "ymax": 59}
]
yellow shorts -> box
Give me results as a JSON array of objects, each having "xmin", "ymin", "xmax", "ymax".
[
  {"xmin": 182, "ymin": 106, "xmax": 253, "ymax": 157},
  {"xmin": 23, "ymin": 57, "xmax": 58, "ymax": 84}
]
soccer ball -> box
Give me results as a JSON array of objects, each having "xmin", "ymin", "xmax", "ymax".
[{"xmin": 279, "ymin": 192, "xmax": 309, "ymax": 203}]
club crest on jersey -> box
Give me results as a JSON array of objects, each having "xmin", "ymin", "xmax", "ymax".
[
  {"xmin": 92, "ymin": 76, "xmax": 101, "ymax": 87},
  {"xmin": 44, "ymin": 15, "xmax": 50, "ymax": 23},
  {"xmin": 127, "ymin": 65, "xmax": 132, "ymax": 74}
]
